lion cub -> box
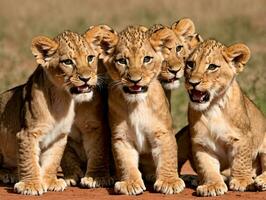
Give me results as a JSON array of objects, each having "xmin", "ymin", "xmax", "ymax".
[
  {"xmin": 185, "ymin": 39, "xmax": 266, "ymax": 196},
  {"xmin": 150, "ymin": 18, "xmax": 202, "ymax": 104},
  {"xmin": 101, "ymin": 25, "xmax": 185, "ymax": 195},
  {"xmin": 60, "ymin": 25, "xmax": 114, "ymax": 188},
  {"xmin": 0, "ymin": 30, "xmax": 105, "ymax": 195}
]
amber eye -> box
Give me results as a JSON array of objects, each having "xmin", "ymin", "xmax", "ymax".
[
  {"xmin": 208, "ymin": 64, "xmax": 220, "ymax": 71},
  {"xmin": 186, "ymin": 61, "xmax": 195, "ymax": 69},
  {"xmin": 176, "ymin": 45, "xmax": 183, "ymax": 53},
  {"xmin": 87, "ymin": 55, "xmax": 95, "ymax": 63},
  {"xmin": 61, "ymin": 59, "xmax": 73, "ymax": 65},
  {"xmin": 143, "ymin": 56, "xmax": 153, "ymax": 64},
  {"xmin": 116, "ymin": 58, "xmax": 127, "ymax": 65}
]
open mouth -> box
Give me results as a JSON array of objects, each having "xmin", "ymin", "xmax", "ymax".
[
  {"xmin": 70, "ymin": 84, "xmax": 93, "ymax": 94},
  {"xmin": 189, "ymin": 89, "xmax": 210, "ymax": 103},
  {"xmin": 123, "ymin": 85, "xmax": 148, "ymax": 94},
  {"xmin": 161, "ymin": 77, "xmax": 180, "ymax": 84}
]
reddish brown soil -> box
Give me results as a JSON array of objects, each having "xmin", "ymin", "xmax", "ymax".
[{"xmin": 1, "ymin": 162, "xmax": 265, "ymax": 200}]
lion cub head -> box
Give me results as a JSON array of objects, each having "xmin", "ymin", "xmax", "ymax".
[
  {"xmin": 151, "ymin": 18, "xmax": 202, "ymax": 90},
  {"xmin": 101, "ymin": 25, "xmax": 176, "ymax": 102},
  {"xmin": 31, "ymin": 27, "xmax": 109, "ymax": 102},
  {"xmin": 185, "ymin": 39, "xmax": 250, "ymax": 111}
]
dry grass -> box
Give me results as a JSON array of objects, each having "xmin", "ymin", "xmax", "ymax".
[{"xmin": 0, "ymin": 0, "xmax": 265, "ymax": 130}]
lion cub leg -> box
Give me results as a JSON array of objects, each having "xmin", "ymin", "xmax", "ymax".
[
  {"xmin": 113, "ymin": 140, "xmax": 146, "ymax": 195},
  {"xmin": 255, "ymin": 138, "xmax": 266, "ymax": 191},
  {"xmin": 80, "ymin": 128, "xmax": 113, "ymax": 188},
  {"xmin": 195, "ymin": 145, "xmax": 227, "ymax": 197},
  {"xmin": 61, "ymin": 143, "xmax": 84, "ymax": 186},
  {"xmin": 40, "ymin": 134, "xmax": 67, "ymax": 192},
  {"xmin": 229, "ymin": 139, "xmax": 255, "ymax": 191},
  {"xmin": 14, "ymin": 130, "xmax": 47, "ymax": 195},
  {"xmin": 153, "ymin": 132, "xmax": 185, "ymax": 194}
]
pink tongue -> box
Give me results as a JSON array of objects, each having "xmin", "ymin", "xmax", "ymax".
[
  {"xmin": 130, "ymin": 85, "xmax": 141, "ymax": 91},
  {"xmin": 192, "ymin": 90, "xmax": 204, "ymax": 101}
]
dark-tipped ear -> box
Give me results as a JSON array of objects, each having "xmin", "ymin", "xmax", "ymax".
[
  {"xmin": 171, "ymin": 18, "xmax": 196, "ymax": 38},
  {"xmin": 224, "ymin": 43, "xmax": 250, "ymax": 73},
  {"xmin": 84, "ymin": 25, "xmax": 118, "ymax": 58},
  {"xmin": 149, "ymin": 27, "xmax": 176, "ymax": 57},
  {"xmin": 31, "ymin": 36, "xmax": 58, "ymax": 66}
]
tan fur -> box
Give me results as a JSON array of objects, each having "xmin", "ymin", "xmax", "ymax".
[
  {"xmin": 149, "ymin": 19, "xmax": 202, "ymax": 105},
  {"xmin": 0, "ymin": 30, "xmax": 103, "ymax": 195},
  {"xmin": 102, "ymin": 25, "xmax": 185, "ymax": 195},
  {"xmin": 60, "ymin": 25, "xmax": 114, "ymax": 188},
  {"xmin": 184, "ymin": 39, "xmax": 266, "ymax": 196}
]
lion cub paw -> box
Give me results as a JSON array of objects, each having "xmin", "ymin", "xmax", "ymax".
[
  {"xmin": 197, "ymin": 182, "xmax": 228, "ymax": 197},
  {"xmin": 229, "ymin": 177, "xmax": 255, "ymax": 191},
  {"xmin": 44, "ymin": 177, "xmax": 67, "ymax": 192},
  {"xmin": 64, "ymin": 166, "xmax": 84, "ymax": 186},
  {"xmin": 14, "ymin": 180, "xmax": 47, "ymax": 195},
  {"xmin": 154, "ymin": 177, "xmax": 185, "ymax": 194},
  {"xmin": 0, "ymin": 170, "xmax": 18, "ymax": 184},
  {"xmin": 80, "ymin": 176, "xmax": 114, "ymax": 188},
  {"xmin": 114, "ymin": 179, "xmax": 146, "ymax": 195},
  {"xmin": 255, "ymin": 174, "xmax": 266, "ymax": 191}
]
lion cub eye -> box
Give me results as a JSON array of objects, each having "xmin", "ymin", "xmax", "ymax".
[
  {"xmin": 87, "ymin": 55, "xmax": 95, "ymax": 63},
  {"xmin": 176, "ymin": 45, "xmax": 183, "ymax": 53},
  {"xmin": 61, "ymin": 59, "xmax": 74, "ymax": 65},
  {"xmin": 186, "ymin": 61, "xmax": 195, "ymax": 69},
  {"xmin": 143, "ymin": 56, "xmax": 153, "ymax": 64},
  {"xmin": 208, "ymin": 64, "xmax": 220, "ymax": 71},
  {"xmin": 116, "ymin": 58, "xmax": 127, "ymax": 65}
]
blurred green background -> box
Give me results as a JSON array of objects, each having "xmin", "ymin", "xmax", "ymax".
[{"xmin": 0, "ymin": 0, "xmax": 265, "ymax": 130}]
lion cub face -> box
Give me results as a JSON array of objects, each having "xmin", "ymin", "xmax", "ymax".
[
  {"xmin": 185, "ymin": 39, "xmax": 250, "ymax": 111},
  {"xmin": 104, "ymin": 26, "xmax": 176, "ymax": 102},
  {"xmin": 158, "ymin": 18, "xmax": 202, "ymax": 90},
  {"xmin": 31, "ymin": 30, "xmax": 103, "ymax": 102}
]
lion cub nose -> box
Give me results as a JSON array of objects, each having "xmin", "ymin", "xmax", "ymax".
[
  {"xmin": 127, "ymin": 74, "xmax": 142, "ymax": 84},
  {"xmin": 189, "ymin": 80, "xmax": 201, "ymax": 88},
  {"xmin": 78, "ymin": 75, "xmax": 91, "ymax": 83}
]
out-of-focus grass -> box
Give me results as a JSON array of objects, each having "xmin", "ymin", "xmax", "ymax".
[{"xmin": 0, "ymin": 0, "xmax": 265, "ymax": 131}]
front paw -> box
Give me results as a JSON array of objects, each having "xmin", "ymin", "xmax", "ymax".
[
  {"xmin": 154, "ymin": 176, "xmax": 185, "ymax": 194},
  {"xmin": 44, "ymin": 177, "xmax": 67, "ymax": 192},
  {"xmin": 0, "ymin": 170, "xmax": 18, "ymax": 184},
  {"xmin": 63, "ymin": 166, "xmax": 84, "ymax": 186},
  {"xmin": 255, "ymin": 174, "xmax": 266, "ymax": 191},
  {"xmin": 229, "ymin": 177, "xmax": 255, "ymax": 191},
  {"xmin": 114, "ymin": 179, "xmax": 146, "ymax": 195},
  {"xmin": 14, "ymin": 180, "xmax": 46, "ymax": 195},
  {"xmin": 80, "ymin": 176, "xmax": 114, "ymax": 188},
  {"xmin": 197, "ymin": 182, "xmax": 228, "ymax": 197}
]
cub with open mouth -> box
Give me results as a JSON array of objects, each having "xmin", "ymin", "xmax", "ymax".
[
  {"xmin": 102, "ymin": 25, "xmax": 185, "ymax": 195},
  {"xmin": 149, "ymin": 18, "xmax": 202, "ymax": 104},
  {"xmin": 185, "ymin": 39, "xmax": 266, "ymax": 196}
]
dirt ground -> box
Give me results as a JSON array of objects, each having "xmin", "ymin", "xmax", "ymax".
[{"xmin": 1, "ymin": 162, "xmax": 265, "ymax": 200}]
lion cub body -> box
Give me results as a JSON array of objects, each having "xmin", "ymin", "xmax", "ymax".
[
  {"xmin": 185, "ymin": 40, "xmax": 266, "ymax": 196},
  {"xmin": 0, "ymin": 30, "xmax": 102, "ymax": 195},
  {"xmin": 102, "ymin": 25, "xmax": 185, "ymax": 195}
]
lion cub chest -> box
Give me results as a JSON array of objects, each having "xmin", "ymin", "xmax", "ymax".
[
  {"xmin": 127, "ymin": 102, "xmax": 154, "ymax": 153},
  {"xmin": 40, "ymin": 100, "xmax": 75, "ymax": 149}
]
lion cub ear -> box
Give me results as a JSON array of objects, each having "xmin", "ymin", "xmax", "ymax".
[
  {"xmin": 31, "ymin": 36, "xmax": 58, "ymax": 67},
  {"xmin": 224, "ymin": 43, "xmax": 250, "ymax": 73},
  {"xmin": 84, "ymin": 25, "xmax": 118, "ymax": 60},
  {"xmin": 172, "ymin": 18, "xmax": 202, "ymax": 49},
  {"xmin": 149, "ymin": 27, "xmax": 176, "ymax": 57}
]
